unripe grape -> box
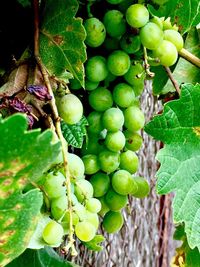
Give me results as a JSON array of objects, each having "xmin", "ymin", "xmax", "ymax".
[
  {"xmin": 82, "ymin": 154, "xmax": 100, "ymax": 175},
  {"xmin": 90, "ymin": 172, "xmax": 110, "ymax": 197},
  {"xmin": 74, "ymin": 179, "xmax": 94, "ymax": 202},
  {"xmin": 98, "ymin": 149, "xmax": 120, "ymax": 173},
  {"xmin": 43, "ymin": 172, "xmax": 66, "ymax": 199},
  {"xmin": 89, "ymin": 87, "xmax": 113, "ymax": 112},
  {"xmin": 84, "ymin": 18, "xmax": 106, "ymax": 47},
  {"xmin": 131, "ymin": 176, "xmax": 150, "ymax": 198},
  {"xmin": 42, "ymin": 221, "xmax": 64, "ymax": 245},
  {"xmin": 124, "ymin": 106, "xmax": 145, "ymax": 132},
  {"xmin": 164, "ymin": 29, "xmax": 183, "ymax": 51},
  {"xmin": 86, "ymin": 198, "xmax": 102, "ymax": 213},
  {"xmin": 113, "ymin": 83, "xmax": 135, "ymax": 108},
  {"xmin": 86, "ymin": 56, "xmax": 108, "ymax": 82},
  {"xmin": 85, "ymin": 80, "xmax": 99, "ymax": 91},
  {"xmin": 120, "ymin": 34, "xmax": 141, "ymax": 54},
  {"xmin": 126, "ymin": 4, "xmax": 149, "ymax": 28},
  {"xmin": 75, "ymin": 221, "xmax": 96, "ymax": 242},
  {"xmin": 70, "ymin": 79, "xmax": 81, "ymax": 90},
  {"xmin": 120, "ymin": 150, "xmax": 139, "ymax": 174},
  {"xmin": 103, "ymin": 211, "xmax": 124, "ymax": 233},
  {"xmin": 98, "ymin": 196, "xmax": 110, "ymax": 216},
  {"xmin": 87, "ymin": 111, "xmax": 103, "ymax": 134},
  {"xmin": 51, "ymin": 195, "xmax": 68, "ymax": 220},
  {"xmin": 105, "ymin": 188, "xmax": 128, "ymax": 211},
  {"xmin": 85, "ymin": 210, "xmax": 99, "ymax": 229},
  {"xmin": 102, "ymin": 107, "xmax": 124, "ymax": 132},
  {"xmin": 124, "ymin": 63, "xmax": 145, "ymax": 88},
  {"xmin": 105, "ymin": 131, "xmax": 126, "ymax": 152},
  {"xmin": 68, "ymin": 153, "xmax": 85, "ymax": 180},
  {"xmin": 124, "ymin": 130, "xmax": 143, "ymax": 151},
  {"xmin": 112, "ymin": 170, "xmax": 136, "ymax": 195},
  {"xmin": 103, "ymin": 10, "xmax": 126, "ymax": 38},
  {"xmin": 107, "ymin": 50, "xmax": 130, "ymax": 76}
]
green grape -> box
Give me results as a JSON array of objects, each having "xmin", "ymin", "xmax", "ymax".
[
  {"xmin": 42, "ymin": 220, "xmax": 64, "ymax": 245},
  {"xmin": 43, "ymin": 172, "xmax": 66, "ymax": 199},
  {"xmin": 85, "ymin": 79, "xmax": 99, "ymax": 91},
  {"xmin": 74, "ymin": 179, "xmax": 94, "ymax": 202},
  {"xmin": 124, "ymin": 106, "xmax": 145, "ymax": 132},
  {"xmin": 90, "ymin": 172, "xmax": 110, "ymax": 197},
  {"xmin": 74, "ymin": 203, "xmax": 87, "ymax": 221},
  {"xmin": 70, "ymin": 79, "xmax": 82, "ymax": 90},
  {"xmin": 84, "ymin": 18, "xmax": 106, "ymax": 47},
  {"xmin": 113, "ymin": 83, "xmax": 135, "ymax": 108},
  {"xmin": 124, "ymin": 63, "xmax": 145, "ymax": 88},
  {"xmin": 89, "ymin": 87, "xmax": 113, "ymax": 112},
  {"xmin": 106, "ymin": 0, "xmax": 124, "ymax": 4},
  {"xmin": 105, "ymin": 131, "xmax": 125, "ymax": 152},
  {"xmin": 51, "ymin": 195, "xmax": 68, "ymax": 220},
  {"xmin": 75, "ymin": 221, "xmax": 96, "ymax": 242},
  {"xmin": 105, "ymin": 188, "xmax": 128, "ymax": 211},
  {"xmin": 140, "ymin": 22, "xmax": 164, "ymax": 50},
  {"xmin": 82, "ymin": 154, "xmax": 100, "ymax": 175},
  {"xmin": 124, "ymin": 130, "xmax": 143, "ymax": 151},
  {"xmin": 87, "ymin": 111, "xmax": 103, "ymax": 134},
  {"xmin": 112, "ymin": 170, "xmax": 136, "ymax": 195},
  {"xmin": 102, "ymin": 107, "xmax": 124, "ymax": 132},
  {"xmin": 107, "ymin": 50, "xmax": 130, "ymax": 76},
  {"xmin": 120, "ymin": 150, "xmax": 139, "ymax": 174},
  {"xmin": 62, "ymin": 211, "xmax": 79, "ymax": 230},
  {"xmin": 126, "ymin": 4, "xmax": 149, "ymax": 28},
  {"xmin": 104, "ymin": 72, "xmax": 116, "ymax": 84},
  {"xmin": 68, "ymin": 153, "xmax": 85, "ymax": 180},
  {"xmin": 153, "ymin": 40, "xmax": 178, "ymax": 66},
  {"xmin": 71, "ymin": 193, "xmax": 79, "ymax": 205},
  {"xmin": 81, "ymin": 135, "xmax": 104, "ymax": 156},
  {"xmin": 57, "ymin": 94, "xmax": 83, "ymax": 125},
  {"xmin": 131, "ymin": 176, "xmax": 150, "ymax": 198},
  {"xmin": 85, "ymin": 211, "xmax": 99, "ymax": 229},
  {"xmin": 164, "ymin": 29, "xmax": 183, "ymax": 51},
  {"xmin": 98, "ymin": 149, "xmax": 120, "ymax": 173},
  {"xmin": 103, "ymin": 37, "xmax": 120, "ymax": 51},
  {"xmin": 150, "ymin": 16, "xmax": 163, "ymax": 29},
  {"xmin": 86, "ymin": 198, "xmax": 102, "ymax": 213},
  {"xmin": 103, "ymin": 10, "xmax": 126, "ymax": 38},
  {"xmin": 98, "ymin": 196, "xmax": 110, "ymax": 216},
  {"xmin": 103, "ymin": 211, "xmax": 124, "ymax": 233},
  {"xmin": 86, "ymin": 56, "xmax": 108, "ymax": 82},
  {"xmin": 120, "ymin": 34, "xmax": 141, "ymax": 54}
]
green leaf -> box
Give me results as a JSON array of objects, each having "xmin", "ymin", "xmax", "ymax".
[
  {"xmin": 17, "ymin": 0, "xmax": 31, "ymax": 8},
  {"xmin": 0, "ymin": 190, "xmax": 43, "ymax": 267},
  {"xmin": 61, "ymin": 116, "xmax": 88, "ymax": 148},
  {"xmin": 83, "ymin": 235, "xmax": 105, "ymax": 251},
  {"xmin": 162, "ymin": 27, "xmax": 200, "ymax": 94},
  {"xmin": 40, "ymin": 0, "xmax": 86, "ymax": 87},
  {"xmin": 145, "ymin": 83, "xmax": 200, "ymax": 251},
  {"xmin": 7, "ymin": 247, "xmax": 80, "ymax": 267}
]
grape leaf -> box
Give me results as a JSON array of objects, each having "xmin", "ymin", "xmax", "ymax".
[
  {"xmin": 7, "ymin": 247, "xmax": 79, "ymax": 267},
  {"xmin": 145, "ymin": 83, "xmax": 200, "ymax": 251},
  {"xmin": 40, "ymin": 0, "xmax": 86, "ymax": 87},
  {"xmin": 83, "ymin": 235, "xmax": 105, "ymax": 251},
  {"xmin": 17, "ymin": 0, "xmax": 31, "ymax": 8},
  {"xmin": 0, "ymin": 114, "xmax": 61, "ymax": 266},
  {"xmin": 61, "ymin": 117, "xmax": 88, "ymax": 148}
]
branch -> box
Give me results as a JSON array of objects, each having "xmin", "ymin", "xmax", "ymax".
[
  {"xmin": 33, "ymin": 0, "xmax": 40, "ymax": 56},
  {"xmin": 143, "ymin": 47, "xmax": 155, "ymax": 78},
  {"xmin": 164, "ymin": 67, "xmax": 181, "ymax": 95},
  {"xmin": 179, "ymin": 48, "xmax": 200, "ymax": 68}
]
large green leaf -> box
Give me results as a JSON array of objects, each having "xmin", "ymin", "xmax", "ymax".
[
  {"xmin": 7, "ymin": 247, "xmax": 79, "ymax": 267},
  {"xmin": 40, "ymin": 0, "xmax": 86, "ymax": 87},
  {"xmin": 0, "ymin": 114, "xmax": 60, "ymax": 266},
  {"xmin": 145, "ymin": 83, "xmax": 200, "ymax": 251}
]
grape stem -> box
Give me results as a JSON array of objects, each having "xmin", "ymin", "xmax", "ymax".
[
  {"xmin": 33, "ymin": 0, "xmax": 77, "ymax": 256},
  {"xmin": 179, "ymin": 48, "xmax": 200, "ymax": 68},
  {"xmin": 143, "ymin": 47, "xmax": 155, "ymax": 78},
  {"xmin": 164, "ymin": 67, "xmax": 180, "ymax": 95}
]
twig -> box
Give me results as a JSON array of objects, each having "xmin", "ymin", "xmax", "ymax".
[
  {"xmin": 179, "ymin": 48, "xmax": 200, "ymax": 68},
  {"xmin": 143, "ymin": 47, "xmax": 155, "ymax": 78},
  {"xmin": 33, "ymin": 0, "xmax": 77, "ymax": 256},
  {"xmin": 164, "ymin": 67, "xmax": 181, "ymax": 95}
]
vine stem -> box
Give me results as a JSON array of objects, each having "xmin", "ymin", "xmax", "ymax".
[
  {"xmin": 164, "ymin": 67, "xmax": 180, "ymax": 95},
  {"xmin": 33, "ymin": 0, "xmax": 77, "ymax": 256},
  {"xmin": 143, "ymin": 47, "xmax": 155, "ymax": 78},
  {"xmin": 179, "ymin": 48, "xmax": 200, "ymax": 68}
]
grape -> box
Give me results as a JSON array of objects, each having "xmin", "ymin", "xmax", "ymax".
[
  {"xmin": 150, "ymin": 16, "xmax": 163, "ymax": 29},
  {"xmin": 70, "ymin": 79, "xmax": 81, "ymax": 90},
  {"xmin": 86, "ymin": 198, "xmax": 102, "ymax": 213},
  {"xmin": 124, "ymin": 130, "xmax": 143, "ymax": 151},
  {"xmin": 105, "ymin": 131, "xmax": 125, "ymax": 152},
  {"xmin": 84, "ymin": 18, "xmax": 106, "ymax": 47},
  {"xmin": 87, "ymin": 111, "xmax": 103, "ymax": 134},
  {"xmin": 89, "ymin": 87, "xmax": 113, "ymax": 112},
  {"xmin": 82, "ymin": 154, "xmax": 100, "ymax": 175},
  {"xmin": 98, "ymin": 149, "xmax": 120, "ymax": 173},
  {"xmin": 103, "ymin": 37, "xmax": 120, "ymax": 51},
  {"xmin": 131, "ymin": 176, "xmax": 150, "ymax": 198},
  {"xmin": 120, "ymin": 34, "xmax": 141, "ymax": 54},
  {"xmin": 85, "ymin": 80, "xmax": 99, "ymax": 91},
  {"xmin": 140, "ymin": 22, "xmax": 164, "ymax": 50},
  {"xmin": 104, "ymin": 72, "xmax": 116, "ymax": 86},
  {"xmin": 74, "ymin": 203, "xmax": 87, "ymax": 221},
  {"xmin": 112, "ymin": 170, "xmax": 136, "ymax": 195},
  {"xmin": 124, "ymin": 63, "xmax": 145, "ymax": 87},
  {"xmin": 164, "ymin": 29, "xmax": 183, "ymax": 51},
  {"xmin": 74, "ymin": 179, "xmax": 94, "ymax": 202},
  {"xmin": 42, "ymin": 220, "xmax": 64, "ymax": 245},
  {"xmin": 153, "ymin": 40, "xmax": 178, "ymax": 67},
  {"xmin": 71, "ymin": 193, "xmax": 79, "ymax": 205},
  {"xmin": 85, "ymin": 210, "xmax": 99, "ymax": 229},
  {"xmin": 75, "ymin": 221, "xmax": 96, "ymax": 242},
  {"xmin": 98, "ymin": 196, "xmax": 110, "ymax": 216},
  {"xmin": 43, "ymin": 172, "xmax": 66, "ymax": 199},
  {"xmin": 124, "ymin": 106, "xmax": 145, "ymax": 132},
  {"xmin": 106, "ymin": 0, "xmax": 124, "ymax": 4},
  {"xmin": 103, "ymin": 211, "xmax": 124, "ymax": 233},
  {"xmin": 90, "ymin": 172, "xmax": 110, "ymax": 197},
  {"xmin": 120, "ymin": 150, "xmax": 139, "ymax": 174},
  {"xmin": 62, "ymin": 211, "xmax": 79, "ymax": 230},
  {"xmin": 57, "ymin": 94, "xmax": 83, "ymax": 125},
  {"xmin": 105, "ymin": 188, "xmax": 128, "ymax": 211},
  {"xmin": 86, "ymin": 56, "xmax": 108, "ymax": 82},
  {"xmin": 81, "ymin": 135, "xmax": 104, "ymax": 156},
  {"xmin": 68, "ymin": 153, "xmax": 85, "ymax": 180},
  {"xmin": 102, "ymin": 107, "xmax": 124, "ymax": 132},
  {"xmin": 103, "ymin": 10, "xmax": 126, "ymax": 38},
  {"xmin": 51, "ymin": 195, "xmax": 68, "ymax": 220},
  {"xmin": 126, "ymin": 4, "xmax": 149, "ymax": 28},
  {"xmin": 107, "ymin": 50, "xmax": 130, "ymax": 76},
  {"xmin": 113, "ymin": 83, "xmax": 135, "ymax": 108}
]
